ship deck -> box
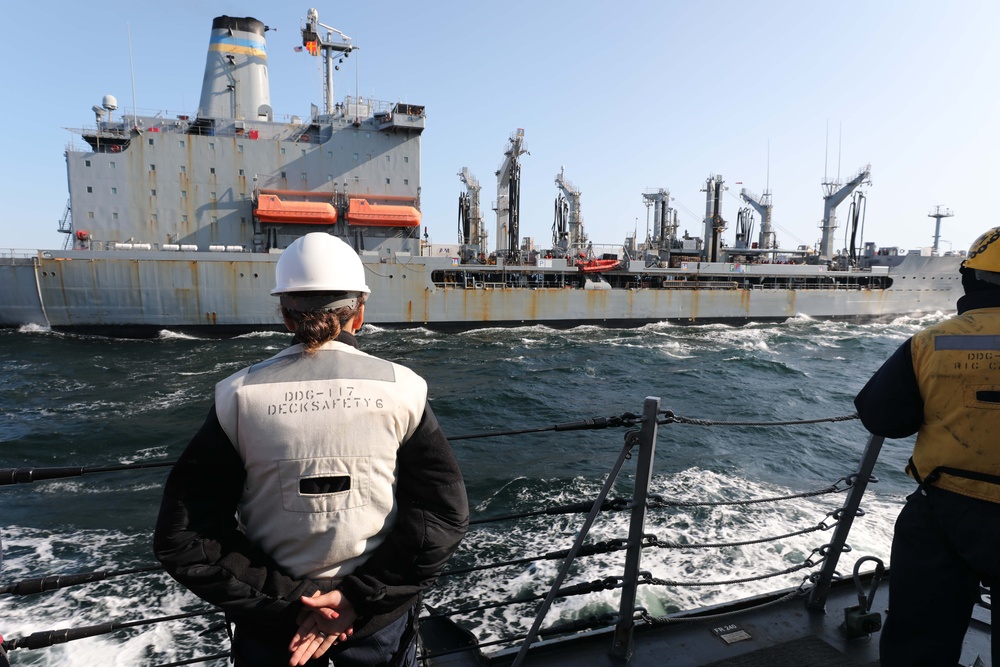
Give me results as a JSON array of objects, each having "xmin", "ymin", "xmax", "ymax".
[{"xmin": 420, "ymin": 571, "xmax": 992, "ymax": 666}]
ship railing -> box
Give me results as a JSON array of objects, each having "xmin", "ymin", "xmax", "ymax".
[
  {"xmin": 0, "ymin": 249, "xmax": 40, "ymax": 261},
  {"xmin": 749, "ymin": 282, "xmax": 865, "ymax": 291},
  {"xmin": 0, "ymin": 400, "xmax": 886, "ymax": 666}
]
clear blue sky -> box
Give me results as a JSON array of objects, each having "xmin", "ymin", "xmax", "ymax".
[{"xmin": 1, "ymin": 0, "xmax": 995, "ymax": 254}]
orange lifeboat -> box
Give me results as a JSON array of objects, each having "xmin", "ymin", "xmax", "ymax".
[
  {"xmin": 346, "ymin": 198, "xmax": 421, "ymax": 227},
  {"xmin": 578, "ymin": 258, "xmax": 621, "ymax": 273},
  {"xmin": 254, "ymin": 194, "xmax": 338, "ymax": 225}
]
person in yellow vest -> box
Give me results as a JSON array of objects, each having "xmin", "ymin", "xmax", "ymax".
[
  {"xmin": 154, "ymin": 232, "xmax": 469, "ymax": 666},
  {"xmin": 855, "ymin": 226, "xmax": 1000, "ymax": 667}
]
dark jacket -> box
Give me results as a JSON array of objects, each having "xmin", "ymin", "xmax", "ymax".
[{"xmin": 153, "ymin": 331, "xmax": 469, "ymax": 638}]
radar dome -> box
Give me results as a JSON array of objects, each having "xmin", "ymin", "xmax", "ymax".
[{"xmin": 102, "ymin": 95, "xmax": 118, "ymax": 111}]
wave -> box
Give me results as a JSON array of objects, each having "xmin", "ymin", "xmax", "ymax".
[{"xmin": 16, "ymin": 323, "xmax": 55, "ymax": 335}]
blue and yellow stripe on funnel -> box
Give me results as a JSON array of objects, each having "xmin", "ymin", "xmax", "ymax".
[{"xmin": 209, "ymin": 35, "xmax": 267, "ymax": 59}]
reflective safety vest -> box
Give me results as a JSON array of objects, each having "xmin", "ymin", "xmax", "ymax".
[
  {"xmin": 909, "ymin": 307, "xmax": 1000, "ymax": 503},
  {"xmin": 215, "ymin": 340, "xmax": 427, "ymax": 580}
]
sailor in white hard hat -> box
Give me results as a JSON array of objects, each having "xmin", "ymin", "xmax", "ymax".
[
  {"xmin": 270, "ymin": 232, "xmax": 373, "ymax": 351},
  {"xmin": 155, "ymin": 232, "xmax": 469, "ymax": 667}
]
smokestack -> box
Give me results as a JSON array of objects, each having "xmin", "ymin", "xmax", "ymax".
[{"xmin": 198, "ymin": 16, "xmax": 271, "ymax": 121}]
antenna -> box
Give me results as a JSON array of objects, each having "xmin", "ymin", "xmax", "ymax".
[
  {"xmin": 127, "ymin": 22, "xmax": 138, "ymax": 130},
  {"xmin": 837, "ymin": 122, "xmax": 842, "ymax": 182},
  {"xmin": 766, "ymin": 139, "xmax": 770, "ymax": 192},
  {"xmin": 824, "ymin": 120, "xmax": 829, "ymax": 183}
]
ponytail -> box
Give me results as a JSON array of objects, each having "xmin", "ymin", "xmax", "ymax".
[{"xmin": 282, "ymin": 294, "xmax": 366, "ymax": 354}]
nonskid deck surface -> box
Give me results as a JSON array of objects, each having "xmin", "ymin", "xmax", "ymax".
[{"xmin": 419, "ymin": 572, "xmax": 992, "ymax": 666}]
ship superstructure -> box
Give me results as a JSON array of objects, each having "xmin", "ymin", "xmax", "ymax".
[{"xmin": 0, "ymin": 8, "xmax": 964, "ymax": 336}]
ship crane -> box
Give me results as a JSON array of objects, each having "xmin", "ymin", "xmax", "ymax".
[
  {"xmin": 554, "ymin": 167, "xmax": 587, "ymax": 256},
  {"xmin": 820, "ymin": 164, "xmax": 871, "ymax": 260},
  {"xmin": 739, "ymin": 188, "xmax": 776, "ymax": 250},
  {"xmin": 458, "ymin": 168, "xmax": 486, "ymax": 261},
  {"xmin": 494, "ymin": 129, "xmax": 528, "ymax": 258},
  {"xmin": 301, "ymin": 8, "xmax": 357, "ymax": 116}
]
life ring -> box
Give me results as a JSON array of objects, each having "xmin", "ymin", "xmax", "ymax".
[
  {"xmin": 300, "ymin": 134, "xmax": 311, "ymax": 142},
  {"xmin": 109, "ymin": 144, "xmax": 122, "ymax": 153}
]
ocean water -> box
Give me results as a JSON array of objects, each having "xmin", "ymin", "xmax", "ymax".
[{"xmin": 0, "ymin": 315, "xmax": 942, "ymax": 665}]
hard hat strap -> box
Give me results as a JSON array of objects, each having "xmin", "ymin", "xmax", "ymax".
[{"xmin": 280, "ymin": 293, "xmax": 359, "ymax": 312}]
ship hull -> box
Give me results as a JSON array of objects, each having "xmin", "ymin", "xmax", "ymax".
[{"xmin": 0, "ymin": 250, "xmax": 962, "ymax": 336}]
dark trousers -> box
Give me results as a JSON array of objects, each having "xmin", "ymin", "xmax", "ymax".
[
  {"xmin": 880, "ymin": 486, "xmax": 998, "ymax": 667},
  {"xmin": 232, "ymin": 606, "xmax": 416, "ymax": 667}
]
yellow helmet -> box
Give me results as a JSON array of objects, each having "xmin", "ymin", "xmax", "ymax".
[{"xmin": 964, "ymin": 227, "xmax": 1000, "ymax": 272}]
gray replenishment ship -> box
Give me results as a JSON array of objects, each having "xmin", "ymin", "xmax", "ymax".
[{"xmin": 0, "ymin": 9, "xmax": 964, "ymax": 337}]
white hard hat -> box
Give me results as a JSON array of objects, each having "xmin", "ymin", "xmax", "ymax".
[{"xmin": 271, "ymin": 233, "xmax": 371, "ymax": 296}]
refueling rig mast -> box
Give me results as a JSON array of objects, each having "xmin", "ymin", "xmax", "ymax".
[
  {"xmin": 494, "ymin": 129, "xmax": 527, "ymax": 260},
  {"xmin": 553, "ymin": 167, "xmax": 587, "ymax": 257},
  {"xmin": 702, "ymin": 175, "xmax": 727, "ymax": 262},
  {"xmin": 458, "ymin": 168, "xmax": 486, "ymax": 262},
  {"xmin": 820, "ymin": 164, "xmax": 871, "ymax": 260},
  {"xmin": 641, "ymin": 189, "xmax": 676, "ymax": 263},
  {"xmin": 739, "ymin": 188, "xmax": 776, "ymax": 251}
]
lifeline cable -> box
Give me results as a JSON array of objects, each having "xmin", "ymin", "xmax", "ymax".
[
  {"xmin": 449, "ymin": 413, "xmax": 639, "ymax": 441},
  {"xmin": 661, "ymin": 410, "xmax": 859, "ymax": 427},
  {"xmin": 1, "ymin": 609, "xmax": 220, "ymax": 652},
  {"xmin": 0, "ymin": 565, "xmax": 162, "ymax": 596},
  {"xmin": 0, "ymin": 461, "xmax": 175, "ymax": 486}
]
